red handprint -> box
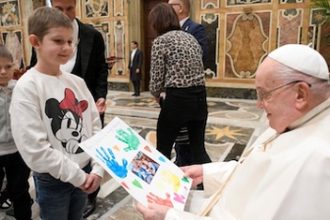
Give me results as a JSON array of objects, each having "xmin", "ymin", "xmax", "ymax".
[{"xmin": 146, "ymin": 192, "xmax": 174, "ymax": 208}]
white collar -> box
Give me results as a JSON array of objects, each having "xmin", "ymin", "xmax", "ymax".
[{"xmin": 180, "ymin": 17, "xmax": 190, "ymax": 27}]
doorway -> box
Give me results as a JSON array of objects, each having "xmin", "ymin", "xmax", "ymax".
[{"xmin": 143, "ymin": 0, "xmax": 167, "ymax": 92}]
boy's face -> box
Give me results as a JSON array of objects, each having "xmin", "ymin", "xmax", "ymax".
[
  {"xmin": 0, "ymin": 57, "xmax": 14, "ymax": 87},
  {"xmin": 37, "ymin": 27, "xmax": 74, "ymax": 66}
]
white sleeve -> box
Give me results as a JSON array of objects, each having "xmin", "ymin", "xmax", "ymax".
[
  {"xmin": 203, "ymin": 161, "xmax": 238, "ymax": 197},
  {"xmin": 165, "ymin": 209, "xmax": 214, "ymax": 220}
]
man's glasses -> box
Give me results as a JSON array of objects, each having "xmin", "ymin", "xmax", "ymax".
[{"xmin": 257, "ymin": 80, "xmax": 312, "ymax": 102}]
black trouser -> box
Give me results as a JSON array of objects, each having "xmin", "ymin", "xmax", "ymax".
[
  {"xmin": 0, "ymin": 152, "xmax": 31, "ymax": 220},
  {"xmin": 87, "ymin": 186, "xmax": 100, "ymax": 202},
  {"xmin": 132, "ymin": 80, "xmax": 140, "ymax": 95},
  {"xmin": 156, "ymin": 86, "xmax": 211, "ymax": 164}
]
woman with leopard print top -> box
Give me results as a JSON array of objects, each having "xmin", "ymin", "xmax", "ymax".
[{"xmin": 148, "ymin": 3, "xmax": 211, "ymax": 165}]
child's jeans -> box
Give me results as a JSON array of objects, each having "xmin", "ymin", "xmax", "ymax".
[{"xmin": 33, "ymin": 164, "xmax": 90, "ymax": 220}]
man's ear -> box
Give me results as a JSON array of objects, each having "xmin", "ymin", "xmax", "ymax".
[
  {"xmin": 295, "ymin": 82, "xmax": 310, "ymax": 110},
  {"xmin": 28, "ymin": 34, "xmax": 40, "ymax": 49}
]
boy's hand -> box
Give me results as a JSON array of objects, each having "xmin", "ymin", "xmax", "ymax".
[{"xmin": 80, "ymin": 173, "xmax": 102, "ymax": 194}]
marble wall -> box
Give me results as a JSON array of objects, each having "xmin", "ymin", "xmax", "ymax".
[
  {"xmin": 8, "ymin": 0, "xmax": 329, "ymax": 98},
  {"xmin": 196, "ymin": 0, "xmax": 327, "ymax": 93}
]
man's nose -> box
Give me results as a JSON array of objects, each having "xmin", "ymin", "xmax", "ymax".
[{"xmin": 256, "ymin": 99, "xmax": 264, "ymax": 109}]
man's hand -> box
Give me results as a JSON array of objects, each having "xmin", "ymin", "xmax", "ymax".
[
  {"xmin": 96, "ymin": 98, "xmax": 106, "ymax": 114},
  {"xmin": 136, "ymin": 202, "xmax": 170, "ymax": 220},
  {"xmin": 136, "ymin": 68, "xmax": 140, "ymax": 73},
  {"xmin": 154, "ymin": 97, "xmax": 160, "ymax": 104},
  {"xmin": 181, "ymin": 165, "xmax": 203, "ymax": 187}
]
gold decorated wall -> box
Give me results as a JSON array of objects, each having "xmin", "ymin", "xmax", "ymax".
[
  {"xmin": 196, "ymin": 0, "xmax": 327, "ymax": 91},
  {"xmin": 0, "ymin": 0, "xmax": 44, "ymax": 70},
  {"xmin": 77, "ymin": 0, "xmax": 129, "ymax": 84},
  {"xmin": 0, "ymin": 0, "xmax": 328, "ymax": 98}
]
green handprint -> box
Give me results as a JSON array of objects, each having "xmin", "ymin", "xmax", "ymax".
[{"xmin": 115, "ymin": 128, "xmax": 140, "ymax": 152}]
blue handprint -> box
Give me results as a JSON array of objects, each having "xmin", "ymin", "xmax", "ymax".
[
  {"xmin": 96, "ymin": 146, "xmax": 128, "ymax": 178},
  {"xmin": 115, "ymin": 128, "xmax": 140, "ymax": 152}
]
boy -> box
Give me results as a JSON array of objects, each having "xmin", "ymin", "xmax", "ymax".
[
  {"xmin": 0, "ymin": 44, "xmax": 32, "ymax": 220},
  {"xmin": 10, "ymin": 7, "xmax": 103, "ymax": 219}
]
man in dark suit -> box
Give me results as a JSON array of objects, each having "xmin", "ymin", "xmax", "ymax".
[
  {"xmin": 168, "ymin": 0, "xmax": 207, "ymax": 62},
  {"xmin": 128, "ymin": 41, "xmax": 143, "ymax": 96},
  {"xmin": 29, "ymin": 0, "xmax": 108, "ymax": 218},
  {"xmin": 168, "ymin": 0, "xmax": 209, "ymax": 173}
]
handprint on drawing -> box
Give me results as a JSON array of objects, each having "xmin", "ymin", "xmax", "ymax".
[
  {"xmin": 146, "ymin": 192, "xmax": 174, "ymax": 208},
  {"xmin": 96, "ymin": 146, "xmax": 128, "ymax": 178},
  {"xmin": 115, "ymin": 128, "xmax": 140, "ymax": 152},
  {"xmin": 161, "ymin": 169, "xmax": 181, "ymax": 192}
]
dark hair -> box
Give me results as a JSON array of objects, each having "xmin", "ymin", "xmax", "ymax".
[
  {"xmin": 28, "ymin": 7, "xmax": 72, "ymax": 41},
  {"xmin": 148, "ymin": 3, "xmax": 181, "ymax": 36},
  {"xmin": 0, "ymin": 44, "xmax": 13, "ymax": 62},
  {"xmin": 131, "ymin": 41, "xmax": 138, "ymax": 46}
]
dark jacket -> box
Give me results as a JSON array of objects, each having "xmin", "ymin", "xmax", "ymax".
[
  {"xmin": 128, "ymin": 49, "xmax": 143, "ymax": 81},
  {"xmin": 182, "ymin": 18, "xmax": 207, "ymax": 63}
]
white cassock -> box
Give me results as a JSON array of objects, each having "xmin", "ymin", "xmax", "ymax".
[{"xmin": 165, "ymin": 98, "xmax": 330, "ymax": 220}]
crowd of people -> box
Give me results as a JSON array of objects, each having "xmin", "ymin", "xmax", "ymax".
[{"xmin": 0, "ymin": 0, "xmax": 329, "ymax": 219}]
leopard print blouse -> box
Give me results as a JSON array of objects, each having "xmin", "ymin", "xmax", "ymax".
[{"xmin": 149, "ymin": 30, "xmax": 205, "ymax": 98}]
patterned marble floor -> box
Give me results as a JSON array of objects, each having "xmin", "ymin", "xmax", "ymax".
[{"xmin": 0, "ymin": 90, "xmax": 268, "ymax": 220}]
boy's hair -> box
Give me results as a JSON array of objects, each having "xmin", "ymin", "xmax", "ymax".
[
  {"xmin": 50, "ymin": 0, "xmax": 76, "ymax": 4},
  {"xmin": 0, "ymin": 44, "xmax": 13, "ymax": 62},
  {"xmin": 28, "ymin": 6, "xmax": 72, "ymax": 41}
]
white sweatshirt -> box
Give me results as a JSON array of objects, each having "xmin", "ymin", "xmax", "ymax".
[{"xmin": 10, "ymin": 68, "xmax": 104, "ymax": 187}]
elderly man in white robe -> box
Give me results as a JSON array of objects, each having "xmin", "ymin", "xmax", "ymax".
[{"xmin": 136, "ymin": 44, "xmax": 330, "ymax": 220}]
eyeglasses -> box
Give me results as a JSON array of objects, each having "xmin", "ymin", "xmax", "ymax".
[{"xmin": 257, "ymin": 80, "xmax": 312, "ymax": 102}]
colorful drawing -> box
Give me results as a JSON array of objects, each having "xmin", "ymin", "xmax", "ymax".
[
  {"xmin": 147, "ymin": 192, "xmax": 174, "ymax": 207},
  {"xmin": 96, "ymin": 146, "xmax": 128, "ymax": 178},
  {"xmin": 129, "ymin": 151, "xmax": 160, "ymax": 184},
  {"xmin": 79, "ymin": 117, "xmax": 192, "ymax": 210},
  {"xmin": 116, "ymin": 127, "xmax": 140, "ymax": 151},
  {"xmin": 161, "ymin": 169, "xmax": 181, "ymax": 192}
]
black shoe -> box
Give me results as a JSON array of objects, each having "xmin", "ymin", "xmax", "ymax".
[
  {"xmin": 6, "ymin": 207, "xmax": 14, "ymax": 217},
  {"xmin": 6, "ymin": 198, "xmax": 33, "ymax": 217},
  {"xmin": 132, "ymin": 93, "xmax": 136, "ymax": 96},
  {"xmin": 83, "ymin": 199, "xmax": 96, "ymax": 218},
  {"xmin": 0, "ymin": 191, "xmax": 11, "ymax": 211}
]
